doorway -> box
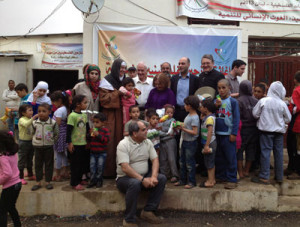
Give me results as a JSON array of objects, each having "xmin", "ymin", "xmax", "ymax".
[
  {"xmin": 32, "ymin": 69, "xmax": 79, "ymax": 93},
  {"xmin": 248, "ymin": 38, "xmax": 300, "ymax": 96}
]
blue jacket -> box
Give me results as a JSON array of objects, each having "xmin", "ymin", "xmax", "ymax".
[{"xmin": 216, "ymin": 96, "xmax": 240, "ymax": 136}]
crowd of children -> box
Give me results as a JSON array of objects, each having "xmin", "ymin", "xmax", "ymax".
[
  {"xmin": 1, "ymin": 80, "xmax": 111, "ymax": 193},
  {"xmin": 1, "ymin": 69, "xmax": 300, "ymax": 225},
  {"xmin": 121, "ymin": 74, "xmax": 296, "ymax": 190}
]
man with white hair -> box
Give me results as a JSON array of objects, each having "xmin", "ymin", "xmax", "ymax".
[
  {"xmin": 133, "ymin": 62, "xmax": 153, "ymax": 112},
  {"xmin": 116, "ymin": 120, "xmax": 167, "ymax": 226}
]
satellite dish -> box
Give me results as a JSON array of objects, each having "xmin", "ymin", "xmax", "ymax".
[{"xmin": 72, "ymin": 0, "xmax": 104, "ymax": 16}]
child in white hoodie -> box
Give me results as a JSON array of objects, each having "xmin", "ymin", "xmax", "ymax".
[{"xmin": 251, "ymin": 81, "xmax": 291, "ymax": 184}]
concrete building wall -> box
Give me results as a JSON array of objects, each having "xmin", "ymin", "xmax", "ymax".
[
  {"xmin": 83, "ymin": 0, "xmax": 300, "ymax": 80},
  {"xmin": 0, "ymin": 34, "xmax": 82, "ymax": 128}
]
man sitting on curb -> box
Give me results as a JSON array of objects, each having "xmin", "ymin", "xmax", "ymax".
[{"xmin": 116, "ymin": 120, "xmax": 167, "ymax": 226}]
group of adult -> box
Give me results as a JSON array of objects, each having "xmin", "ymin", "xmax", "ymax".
[
  {"xmin": 1, "ymin": 55, "xmax": 246, "ymax": 226},
  {"xmin": 72, "ymin": 55, "xmax": 246, "ymax": 179}
]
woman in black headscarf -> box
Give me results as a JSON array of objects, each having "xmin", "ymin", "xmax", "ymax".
[{"xmin": 99, "ymin": 58, "xmax": 126, "ymax": 177}]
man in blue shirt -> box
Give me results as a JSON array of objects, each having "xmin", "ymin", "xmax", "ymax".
[{"xmin": 171, "ymin": 57, "xmax": 199, "ymax": 122}]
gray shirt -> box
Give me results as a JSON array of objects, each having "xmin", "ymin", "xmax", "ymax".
[
  {"xmin": 225, "ymin": 73, "xmax": 239, "ymax": 94},
  {"xmin": 116, "ymin": 136, "xmax": 157, "ymax": 178},
  {"xmin": 182, "ymin": 114, "xmax": 200, "ymax": 141}
]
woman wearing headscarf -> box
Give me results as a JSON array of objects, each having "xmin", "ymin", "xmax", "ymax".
[
  {"xmin": 27, "ymin": 81, "xmax": 52, "ymax": 116},
  {"xmin": 73, "ymin": 64, "xmax": 101, "ymax": 181},
  {"xmin": 99, "ymin": 58, "xmax": 126, "ymax": 177},
  {"xmin": 73, "ymin": 64, "xmax": 101, "ymax": 127}
]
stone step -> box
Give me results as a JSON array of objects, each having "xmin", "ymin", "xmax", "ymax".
[
  {"xmin": 277, "ymin": 196, "xmax": 300, "ymax": 212},
  {"xmin": 15, "ymin": 179, "xmax": 278, "ymax": 217},
  {"xmin": 275, "ymin": 179, "xmax": 300, "ymax": 196}
]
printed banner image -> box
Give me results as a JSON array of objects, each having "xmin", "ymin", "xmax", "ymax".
[
  {"xmin": 41, "ymin": 43, "xmax": 83, "ymax": 68},
  {"xmin": 95, "ymin": 24, "xmax": 241, "ymax": 77},
  {"xmin": 177, "ymin": 0, "xmax": 300, "ymax": 24}
]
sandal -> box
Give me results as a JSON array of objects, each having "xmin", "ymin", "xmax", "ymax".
[
  {"xmin": 170, "ymin": 177, "xmax": 178, "ymax": 183},
  {"xmin": 174, "ymin": 181, "xmax": 185, "ymax": 186},
  {"xmin": 53, "ymin": 176, "xmax": 62, "ymax": 182},
  {"xmin": 199, "ymin": 181, "xmax": 214, "ymax": 188},
  {"xmin": 251, "ymin": 176, "xmax": 270, "ymax": 185},
  {"xmin": 73, "ymin": 184, "xmax": 85, "ymax": 191},
  {"xmin": 287, "ymin": 173, "xmax": 300, "ymax": 180},
  {"xmin": 184, "ymin": 184, "xmax": 195, "ymax": 189}
]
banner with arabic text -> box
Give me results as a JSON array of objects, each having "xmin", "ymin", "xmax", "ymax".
[
  {"xmin": 94, "ymin": 24, "xmax": 241, "ymax": 77},
  {"xmin": 177, "ymin": 0, "xmax": 300, "ymax": 24},
  {"xmin": 41, "ymin": 43, "xmax": 83, "ymax": 68}
]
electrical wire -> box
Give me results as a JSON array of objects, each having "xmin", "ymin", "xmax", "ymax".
[
  {"xmin": 0, "ymin": 0, "xmax": 67, "ymax": 46},
  {"xmin": 103, "ymin": 5, "xmax": 171, "ymax": 23},
  {"xmin": 281, "ymin": 32, "xmax": 300, "ymax": 37},
  {"xmin": 126, "ymin": 0, "xmax": 178, "ymax": 25},
  {"xmin": 82, "ymin": 10, "xmax": 100, "ymax": 24}
]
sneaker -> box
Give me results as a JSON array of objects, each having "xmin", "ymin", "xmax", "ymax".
[
  {"xmin": 224, "ymin": 182, "xmax": 238, "ymax": 189},
  {"xmin": 140, "ymin": 210, "xmax": 162, "ymax": 224},
  {"xmin": 122, "ymin": 219, "xmax": 138, "ymax": 227},
  {"xmin": 46, "ymin": 184, "xmax": 53, "ymax": 190},
  {"xmin": 73, "ymin": 184, "xmax": 85, "ymax": 191},
  {"xmin": 31, "ymin": 185, "xmax": 42, "ymax": 191},
  {"xmin": 87, "ymin": 182, "xmax": 96, "ymax": 188},
  {"xmin": 96, "ymin": 181, "xmax": 103, "ymax": 188},
  {"xmin": 21, "ymin": 179, "xmax": 28, "ymax": 185}
]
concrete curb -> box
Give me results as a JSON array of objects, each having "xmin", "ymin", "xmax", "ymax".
[{"xmin": 16, "ymin": 180, "xmax": 279, "ymax": 217}]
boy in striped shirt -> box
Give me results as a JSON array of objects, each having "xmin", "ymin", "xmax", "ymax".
[{"xmin": 87, "ymin": 113, "xmax": 110, "ymax": 188}]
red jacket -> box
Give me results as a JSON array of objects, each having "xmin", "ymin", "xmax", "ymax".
[{"xmin": 290, "ymin": 86, "xmax": 300, "ymax": 133}]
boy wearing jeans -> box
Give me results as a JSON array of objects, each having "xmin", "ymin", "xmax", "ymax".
[
  {"xmin": 174, "ymin": 96, "xmax": 200, "ymax": 189},
  {"xmin": 87, "ymin": 113, "xmax": 110, "ymax": 188},
  {"xmin": 252, "ymin": 81, "xmax": 291, "ymax": 184}
]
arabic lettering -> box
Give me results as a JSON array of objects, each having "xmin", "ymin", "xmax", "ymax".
[{"xmin": 104, "ymin": 62, "xmax": 230, "ymax": 75}]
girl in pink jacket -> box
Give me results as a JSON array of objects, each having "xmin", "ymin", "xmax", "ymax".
[{"xmin": 0, "ymin": 130, "xmax": 21, "ymax": 227}]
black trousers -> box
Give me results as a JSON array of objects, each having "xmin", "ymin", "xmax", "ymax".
[
  {"xmin": 0, "ymin": 182, "xmax": 22, "ymax": 227},
  {"xmin": 70, "ymin": 145, "xmax": 86, "ymax": 186},
  {"xmin": 34, "ymin": 146, "xmax": 54, "ymax": 182},
  {"xmin": 287, "ymin": 130, "xmax": 298, "ymax": 172},
  {"xmin": 116, "ymin": 173, "xmax": 167, "ymax": 223}
]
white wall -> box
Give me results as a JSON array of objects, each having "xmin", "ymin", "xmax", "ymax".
[
  {"xmin": 0, "ymin": 0, "xmax": 83, "ymax": 36},
  {"xmin": 83, "ymin": 0, "xmax": 300, "ymax": 80}
]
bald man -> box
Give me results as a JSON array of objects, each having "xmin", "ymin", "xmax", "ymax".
[
  {"xmin": 133, "ymin": 62, "xmax": 153, "ymax": 111},
  {"xmin": 170, "ymin": 57, "xmax": 199, "ymax": 122}
]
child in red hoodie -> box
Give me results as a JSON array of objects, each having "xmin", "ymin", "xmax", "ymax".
[{"xmin": 0, "ymin": 130, "xmax": 22, "ymax": 227}]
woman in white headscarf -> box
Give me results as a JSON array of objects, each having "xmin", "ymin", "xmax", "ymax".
[{"xmin": 27, "ymin": 81, "xmax": 51, "ymax": 115}]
